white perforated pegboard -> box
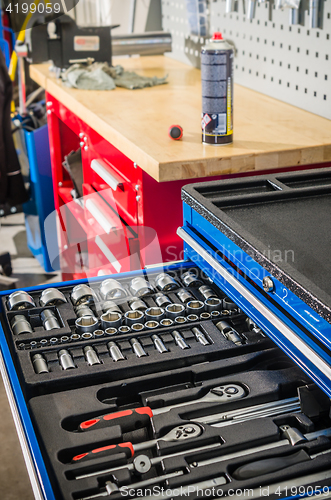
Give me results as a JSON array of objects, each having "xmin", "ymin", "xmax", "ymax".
[{"xmin": 162, "ymin": 0, "xmax": 331, "ymax": 118}]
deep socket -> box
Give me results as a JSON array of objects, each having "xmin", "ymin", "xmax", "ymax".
[
  {"xmin": 124, "ymin": 310, "xmax": 144, "ymax": 326},
  {"xmin": 76, "ymin": 315, "xmax": 99, "ymax": 334},
  {"xmin": 105, "ymin": 327, "xmax": 117, "ymax": 336},
  {"xmin": 152, "ymin": 335, "xmax": 168, "ymax": 353},
  {"xmin": 130, "ymin": 277, "xmax": 153, "ymax": 297},
  {"xmin": 11, "ymin": 315, "xmax": 33, "ymax": 335},
  {"xmin": 58, "ymin": 349, "xmax": 75, "ymax": 370},
  {"xmin": 172, "ymin": 330, "xmax": 189, "ymax": 349},
  {"xmin": 155, "ymin": 273, "xmax": 178, "ymax": 291},
  {"xmin": 39, "ymin": 288, "xmax": 66, "ymax": 307},
  {"xmin": 41, "ymin": 309, "xmax": 61, "ymax": 330},
  {"xmin": 7, "ymin": 290, "xmax": 35, "ymax": 310},
  {"xmin": 175, "ymin": 316, "xmax": 187, "ymax": 324},
  {"xmin": 205, "ymin": 297, "xmax": 222, "ymax": 312},
  {"xmin": 128, "ymin": 297, "xmax": 147, "ymax": 311},
  {"xmin": 32, "ymin": 353, "xmax": 49, "ymax": 374},
  {"xmin": 181, "ymin": 271, "xmax": 202, "ymax": 288},
  {"xmin": 186, "ymin": 300, "xmax": 204, "ymax": 315},
  {"xmin": 75, "ymin": 304, "xmax": 95, "ymax": 318},
  {"xmin": 160, "ymin": 318, "xmax": 174, "ymax": 327},
  {"xmin": 192, "ymin": 327, "xmax": 210, "ymax": 346},
  {"xmin": 199, "ymin": 285, "xmax": 217, "ymax": 300},
  {"xmin": 200, "ymin": 312, "xmax": 211, "ymax": 320},
  {"xmin": 100, "ymin": 279, "xmax": 127, "ymax": 300},
  {"xmin": 100, "ymin": 312, "xmax": 122, "ymax": 330},
  {"xmin": 102, "ymin": 300, "xmax": 122, "ymax": 314},
  {"xmin": 84, "ymin": 346, "xmax": 101, "ymax": 365},
  {"xmin": 145, "ymin": 320, "xmax": 159, "ymax": 329},
  {"xmin": 165, "ymin": 303, "xmax": 185, "ymax": 319},
  {"xmin": 216, "ymin": 320, "xmax": 243, "ymax": 345},
  {"xmin": 93, "ymin": 330, "xmax": 105, "ymax": 338},
  {"xmin": 145, "ymin": 307, "xmax": 165, "ymax": 322},
  {"xmin": 71, "ymin": 284, "xmax": 96, "ymax": 306},
  {"xmin": 154, "ymin": 292, "xmax": 171, "ymax": 308},
  {"xmin": 130, "ymin": 338, "xmax": 147, "ymax": 357},
  {"xmin": 187, "ymin": 314, "xmax": 199, "ymax": 322},
  {"xmin": 131, "ymin": 323, "xmax": 144, "ymax": 332},
  {"xmin": 177, "ymin": 289, "xmax": 194, "ymax": 304},
  {"xmin": 107, "ymin": 342, "xmax": 125, "ymax": 361}
]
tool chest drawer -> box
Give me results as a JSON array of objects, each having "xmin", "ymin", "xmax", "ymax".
[{"xmin": 1, "ymin": 262, "xmax": 331, "ymax": 500}]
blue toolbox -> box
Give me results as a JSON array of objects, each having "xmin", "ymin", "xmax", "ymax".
[{"xmin": 0, "ymin": 167, "xmax": 331, "ymax": 500}]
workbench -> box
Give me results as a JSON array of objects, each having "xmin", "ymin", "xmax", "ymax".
[{"xmin": 30, "ymin": 56, "xmax": 331, "ymax": 279}]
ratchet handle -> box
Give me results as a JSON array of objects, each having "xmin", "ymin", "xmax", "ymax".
[
  {"xmin": 232, "ymin": 449, "xmax": 309, "ymax": 480},
  {"xmin": 79, "ymin": 407, "xmax": 153, "ymax": 432},
  {"xmin": 72, "ymin": 442, "xmax": 134, "ymax": 463}
]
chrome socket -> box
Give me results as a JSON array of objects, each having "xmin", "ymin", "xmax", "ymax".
[
  {"xmin": 124, "ymin": 310, "xmax": 144, "ymax": 327},
  {"xmin": 192, "ymin": 327, "xmax": 210, "ymax": 346},
  {"xmin": 71, "ymin": 284, "xmax": 96, "ymax": 306},
  {"xmin": 155, "ymin": 273, "xmax": 178, "ymax": 291},
  {"xmin": 75, "ymin": 315, "xmax": 99, "ymax": 334},
  {"xmin": 75, "ymin": 304, "xmax": 96, "ymax": 318},
  {"xmin": 223, "ymin": 297, "xmax": 237, "ymax": 311},
  {"xmin": 165, "ymin": 303, "xmax": 185, "ymax": 319},
  {"xmin": 50, "ymin": 337, "xmax": 58, "ymax": 344},
  {"xmin": 128, "ymin": 297, "xmax": 147, "ymax": 311},
  {"xmin": 154, "ymin": 293, "xmax": 171, "ymax": 308},
  {"xmin": 32, "ymin": 354, "xmax": 49, "ymax": 374},
  {"xmin": 40, "ymin": 339, "xmax": 48, "ymax": 346},
  {"xmin": 11, "ymin": 315, "xmax": 33, "ymax": 335},
  {"xmin": 70, "ymin": 333, "xmax": 81, "ymax": 341},
  {"xmin": 145, "ymin": 320, "xmax": 159, "ymax": 330},
  {"xmin": 100, "ymin": 279, "xmax": 127, "ymax": 300},
  {"xmin": 205, "ymin": 297, "xmax": 222, "ymax": 312},
  {"xmin": 7, "ymin": 291, "xmax": 35, "ymax": 311},
  {"xmin": 145, "ymin": 307, "xmax": 165, "ymax": 322},
  {"xmin": 84, "ymin": 346, "xmax": 101, "ymax": 366},
  {"xmin": 108, "ymin": 341, "xmax": 125, "ymax": 361},
  {"xmin": 93, "ymin": 330, "xmax": 105, "ymax": 339},
  {"xmin": 187, "ymin": 314, "xmax": 199, "ymax": 322},
  {"xmin": 39, "ymin": 288, "xmax": 66, "ymax": 307},
  {"xmin": 81, "ymin": 332, "xmax": 93, "ymax": 340},
  {"xmin": 30, "ymin": 341, "xmax": 37, "ymax": 347},
  {"xmin": 41, "ymin": 309, "xmax": 61, "ymax": 330},
  {"xmin": 102, "ymin": 300, "xmax": 122, "ymax": 314},
  {"xmin": 131, "ymin": 323, "xmax": 144, "ymax": 332},
  {"xmin": 186, "ymin": 300, "xmax": 204, "ymax": 315},
  {"xmin": 172, "ymin": 330, "xmax": 189, "ymax": 349},
  {"xmin": 200, "ymin": 312, "xmax": 211, "ymax": 320},
  {"xmin": 130, "ymin": 277, "xmax": 153, "ymax": 297},
  {"xmin": 175, "ymin": 316, "xmax": 187, "ymax": 324},
  {"xmin": 215, "ymin": 320, "xmax": 243, "ymax": 346},
  {"xmin": 105, "ymin": 327, "xmax": 118, "ymax": 336},
  {"xmin": 211, "ymin": 310, "xmax": 220, "ymax": 318},
  {"xmin": 177, "ymin": 289, "xmax": 194, "ymax": 304},
  {"xmin": 130, "ymin": 338, "xmax": 147, "ymax": 357},
  {"xmin": 118, "ymin": 325, "xmax": 130, "ymax": 333},
  {"xmin": 160, "ymin": 318, "xmax": 174, "ymax": 327},
  {"xmin": 58, "ymin": 349, "xmax": 75, "ymax": 370},
  {"xmin": 181, "ymin": 271, "xmax": 202, "ymax": 288},
  {"xmin": 100, "ymin": 312, "xmax": 122, "ymax": 330},
  {"xmin": 152, "ymin": 334, "xmax": 168, "ymax": 353},
  {"xmin": 60, "ymin": 336, "xmax": 69, "ymax": 343},
  {"xmin": 199, "ymin": 285, "xmax": 218, "ymax": 300}
]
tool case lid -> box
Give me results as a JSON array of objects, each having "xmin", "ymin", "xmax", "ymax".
[{"xmin": 182, "ymin": 167, "xmax": 331, "ymax": 324}]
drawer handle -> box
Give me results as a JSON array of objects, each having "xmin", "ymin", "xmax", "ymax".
[
  {"xmin": 85, "ymin": 199, "xmax": 116, "ymax": 235},
  {"xmin": 91, "ymin": 159, "xmax": 124, "ymax": 191},
  {"xmin": 177, "ymin": 226, "xmax": 331, "ymax": 386}
]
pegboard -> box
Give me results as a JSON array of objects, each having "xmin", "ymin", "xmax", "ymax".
[{"xmin": 161, "ymin": 0, "xmax": 331, "ymax": 118}]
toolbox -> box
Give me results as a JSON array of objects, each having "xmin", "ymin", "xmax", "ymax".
[{"xmin": 0, "ymin": 167, "xmax": 331, "ymax": 500}]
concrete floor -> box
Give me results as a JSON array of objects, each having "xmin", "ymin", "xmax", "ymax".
[{"xmin": 0, "ymin": 213, "xmax": 61, "ymax": 499}]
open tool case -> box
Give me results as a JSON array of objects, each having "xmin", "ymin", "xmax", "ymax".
[{"xmin": 1, "ymin": 167, "xmax": 331, "ymax": 500}]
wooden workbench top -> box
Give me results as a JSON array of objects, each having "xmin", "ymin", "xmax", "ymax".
[{"xmin": 30, "ymin": 56, "xmax": 331, "ymax": 182}]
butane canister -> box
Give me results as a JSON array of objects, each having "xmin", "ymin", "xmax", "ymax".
[{"xmin": 201, "ymin": 32, "xmax": 233, "ymax": 145}]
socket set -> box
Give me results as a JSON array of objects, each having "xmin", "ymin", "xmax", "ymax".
[{"xmin": 1, "ymin": 264, "xmax": 331, "ymax": 500}]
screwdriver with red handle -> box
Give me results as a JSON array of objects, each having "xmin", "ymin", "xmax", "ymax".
[
  {"xmin": 79, "ymin": 384, "xmax": 245, "ymax": 433},
  {"xmin": 72, "ymin": 424, "xmax": 202, "ymax": 463}
]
